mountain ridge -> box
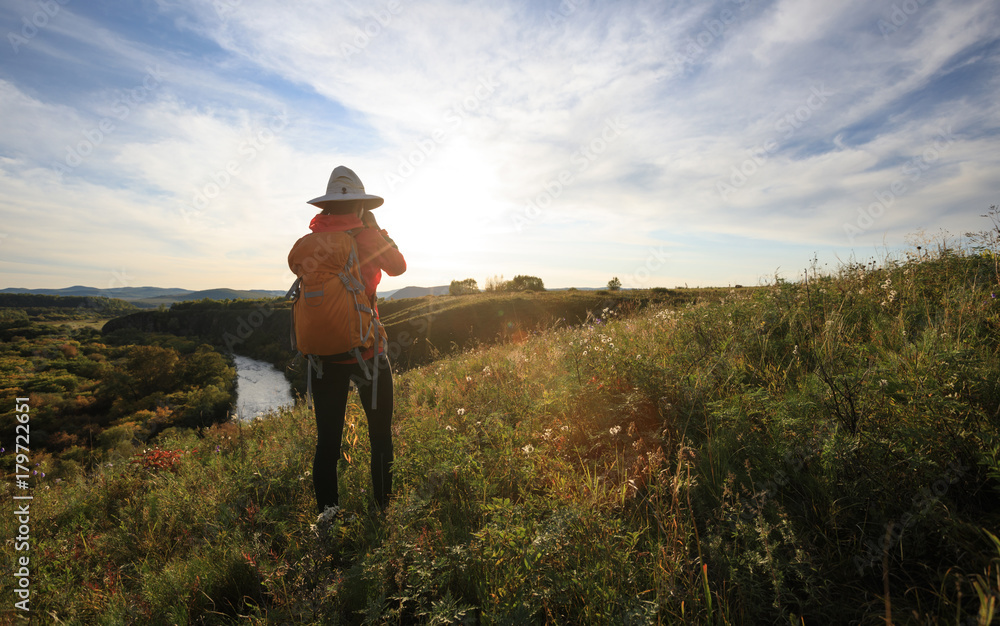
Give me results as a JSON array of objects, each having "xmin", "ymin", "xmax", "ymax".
[{"xmin": 1, "ymin": 286, "xmax": 286, "ymax": 307}]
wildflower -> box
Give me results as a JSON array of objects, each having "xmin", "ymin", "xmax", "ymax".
[
  {"xmin": 522, "ymin": 444, "xmax": 534, "ymax": 454},
  {"xmin": 457, "ymin": 408, "xmax": 466, "ymax": 416},
  {"xmin": 465, "ymin": 375, "xmax": 472, "ymax": 382},
  {"xmin": 445, "ymin": 425, "xmax": 455, "ymax": 432},
  {"xmin": 609, "ymin": 425, "xmax": 622, "ymax": 436},
  {"xmin": 482, "ymin": 366, "xmax": 492, "ymax": 375},
  {"xmin": 879, "ymin": 379, "xmax": 888, "ymax": 387},
  {"xmin": 792, "ymin": 345, "xmax": 799, "ymax": 356}
]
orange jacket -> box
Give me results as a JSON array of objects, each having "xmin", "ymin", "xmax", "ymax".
[{"xmin": 302, "ymin": 213, "xmax": 406, "ymax": 300}]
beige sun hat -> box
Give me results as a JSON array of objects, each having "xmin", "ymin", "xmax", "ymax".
[{"xmin": 307, "ymin": 165, "xmax": 384, "ymax": 209}]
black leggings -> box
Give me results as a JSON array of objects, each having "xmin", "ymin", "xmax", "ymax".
[{"xmin": 310, "ymin": 357, "xmax": 394, "ymax": 512}]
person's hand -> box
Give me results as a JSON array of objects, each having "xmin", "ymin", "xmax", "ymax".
[{"xmin": 361, "ymin": 209, "xmax": 380, "ymax": 230}]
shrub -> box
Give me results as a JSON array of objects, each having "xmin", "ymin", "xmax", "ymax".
[{"xmin": 449, "ymin": 278, "xmax": 480, "ymax": 295}]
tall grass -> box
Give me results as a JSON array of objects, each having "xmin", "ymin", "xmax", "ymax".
[{"xmin": 3, "ymin": 237, "xmax": 1000, "ymax": 624}]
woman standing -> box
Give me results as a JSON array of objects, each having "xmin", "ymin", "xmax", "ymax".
[{"xmin": 288, "ymin": 166, "xmax": 406, "ymax": 521}]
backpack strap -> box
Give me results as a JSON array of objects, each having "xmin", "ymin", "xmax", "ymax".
[{"xmin": 285, "ymin": 277, "xmax": 301, "ymax": 352}]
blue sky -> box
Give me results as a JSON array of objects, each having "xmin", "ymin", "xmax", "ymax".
[{"xmin": 1, "ymin": 0, "xmax": 998, "ymax": 292}]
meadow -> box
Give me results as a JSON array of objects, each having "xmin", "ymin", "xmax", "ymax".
[{"xmin": 2, "ymin": 234, "xmax": 1000, "ymax": 624}]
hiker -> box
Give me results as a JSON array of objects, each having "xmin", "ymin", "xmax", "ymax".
[{"xmin": 287, "ymin": 165, "xmax": 406, "ymax": 521}]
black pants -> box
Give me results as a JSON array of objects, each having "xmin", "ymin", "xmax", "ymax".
[{"xmin": 310, "ymin": 357, "xmax": 394, "ymax": 513}]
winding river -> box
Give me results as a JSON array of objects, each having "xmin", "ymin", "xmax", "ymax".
[{"xmin": 232, "ymin": 354, "xmax": 295, "ymax": 421}]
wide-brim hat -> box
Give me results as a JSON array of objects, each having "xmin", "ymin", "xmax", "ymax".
[{"xmin": 307, "ymin": 165, "xmax": 384, "ymax": 210}]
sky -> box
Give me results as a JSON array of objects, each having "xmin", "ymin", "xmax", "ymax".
[{"xmin": 0, "ymin": 0, "xmax": 998, "ymax": 293}]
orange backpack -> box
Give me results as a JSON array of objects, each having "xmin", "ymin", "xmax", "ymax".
[{"xmin": 286, "ymin": 228, "xmax": 387, "ymax": 407}]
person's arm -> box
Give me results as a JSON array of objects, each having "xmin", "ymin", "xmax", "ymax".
[{"xmin": 359, "ymin": 211, "xmax": 406, "ymax": 276}]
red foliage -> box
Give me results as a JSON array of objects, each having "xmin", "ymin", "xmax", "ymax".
[{"xmin": 131, "ymin": 448, "xmax": 184, "ymax": 472}]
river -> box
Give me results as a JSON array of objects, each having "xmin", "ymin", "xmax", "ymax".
[{"xmin": 232, "ymin": 354, "xmax": 295, "ymax": 420}]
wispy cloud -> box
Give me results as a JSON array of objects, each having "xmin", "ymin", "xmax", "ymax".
[{"xmin": 0, "ymin": 0, "xmax": 997, "ymax": 290}]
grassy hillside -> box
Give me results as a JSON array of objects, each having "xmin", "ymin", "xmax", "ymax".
[
  {"xmin": 4, "ymin": 242, "xmax": 999, "ymax": 623},
  {"xmin": 376, "ymin": 287, "xmax": 719, "ymax": 369}
]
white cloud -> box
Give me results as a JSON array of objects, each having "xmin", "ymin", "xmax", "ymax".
[{"xmin": 0, "ymin": 0, "xmax": 998, "ymax": 290}]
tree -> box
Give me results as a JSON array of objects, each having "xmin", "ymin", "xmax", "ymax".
[
  {"xmin": 484, "ymin": 274, "xmax": 507, "ymax": 292},
  {"xmin": 607, "ymin": 277, "xmax": 622, "ymax": 291},
  {"xmin": 449, "ymin": 278, "xmax": 480, "ymax": 295},
  {"xmin": 508, "ymin": 275, "xmax": 545, "ymax": 292}
]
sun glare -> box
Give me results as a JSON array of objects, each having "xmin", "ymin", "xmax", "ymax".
[{"xmin": 385, "ymin": 143, "xmax": 506, "ymax": 283}]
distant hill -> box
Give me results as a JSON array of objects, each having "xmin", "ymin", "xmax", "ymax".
[
  {"xmin": 136, "ymin": 288, "xmax": 287, "ymax": 306},
  {"xmin": 1, "ymin": 286, "xmax": 286, "ymax": 307},
  {"xmin": 381, "ymin": 285, "xmax": 450, "ymax": 300}
]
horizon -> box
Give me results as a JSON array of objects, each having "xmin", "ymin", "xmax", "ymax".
[{"xmin": 1, "ymin": 1, "xmax": 998, "ymax": 293}]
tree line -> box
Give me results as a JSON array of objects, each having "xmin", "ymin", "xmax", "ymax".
[{"xmin": 449, "ymin": 275, "xmax": 545, "ymax": 295}]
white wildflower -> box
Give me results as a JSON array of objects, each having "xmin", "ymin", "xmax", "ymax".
[
  {"xmin": 609, "ymin": 425, "xmax": 622, "ymax": 436},
  {"xmin": 457, "ymin": 408, "xmax": 465, "ymax": 416},
  {"xmin": 522, "ymin": 444, "xmax": 534, "ymax": 454}
]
